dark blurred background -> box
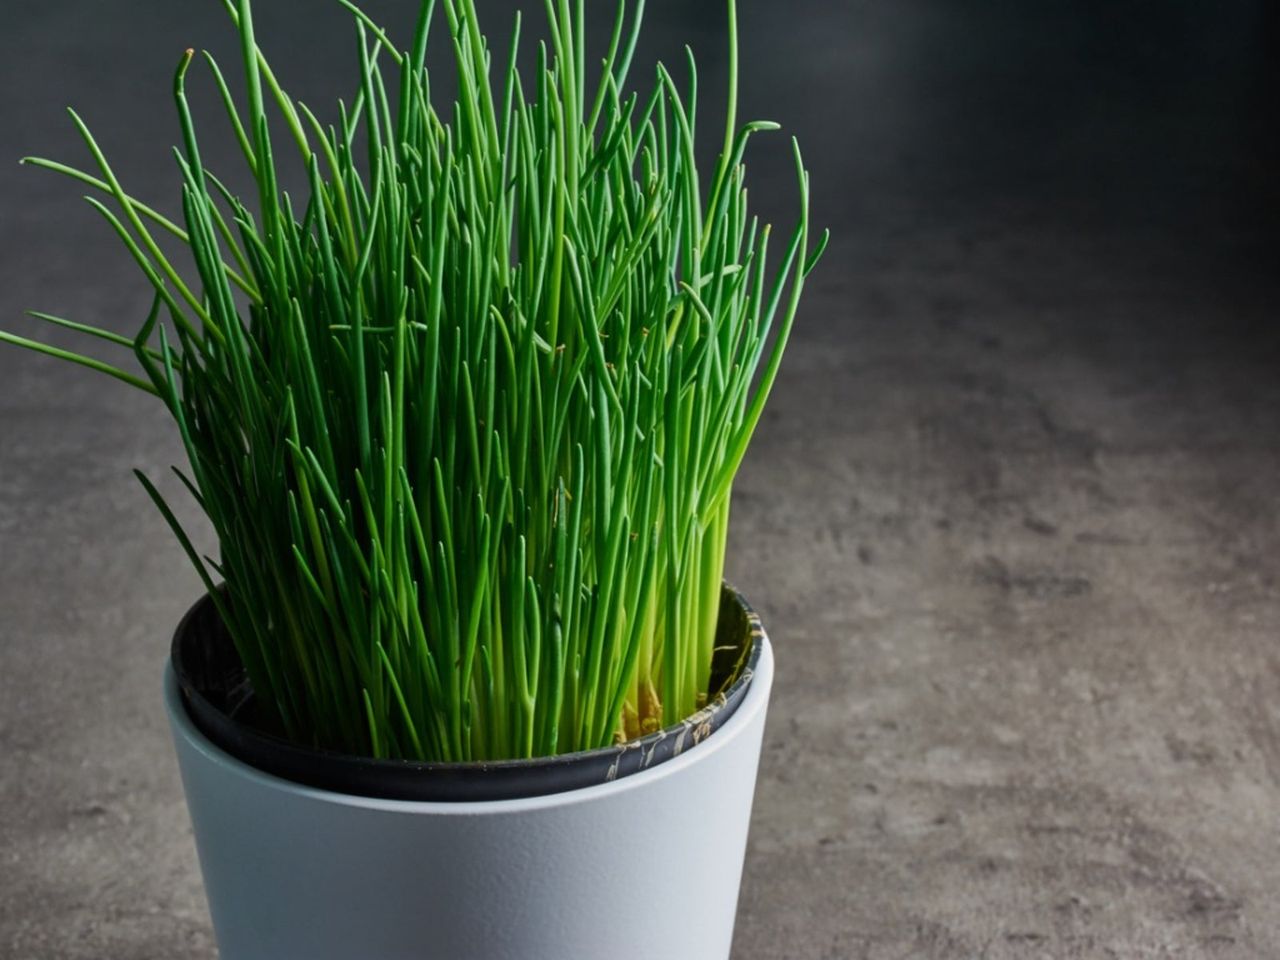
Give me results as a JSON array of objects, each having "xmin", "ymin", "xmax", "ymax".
[{"xmin": 2, "ymin": 1, "xmax": 1279, "ymax": 957}]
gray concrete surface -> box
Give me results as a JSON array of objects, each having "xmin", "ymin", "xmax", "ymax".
[{"xmin": 3, "ymin": 1, "xmax": 1279, "ymax": 957}]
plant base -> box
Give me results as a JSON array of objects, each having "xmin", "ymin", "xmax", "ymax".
[{"xmin": 165, "ymin": 601, "xmax": 774, "ymax": 960}]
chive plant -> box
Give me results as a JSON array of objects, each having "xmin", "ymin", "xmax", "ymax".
[{"xmin": 3, "ymin": 0, "xmax": 825, "ymax": 761}]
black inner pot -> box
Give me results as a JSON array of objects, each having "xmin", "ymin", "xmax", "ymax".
[{"xmin": 172, "ymin": 584, "xmax": 763, "ymax": 802}]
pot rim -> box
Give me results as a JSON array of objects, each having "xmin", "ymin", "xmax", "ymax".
[
  {"xmin": 168, "ymin": 582, "xmax": 769, "ymax": 803},
  {"xmin": 165, "ymin": 627, "xmax": 773, "ymax": 813}
]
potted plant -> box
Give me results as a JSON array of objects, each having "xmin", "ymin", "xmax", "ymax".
[{"xmin": 3, "ymin": 0, "xmax": 825, "ymax": 956}]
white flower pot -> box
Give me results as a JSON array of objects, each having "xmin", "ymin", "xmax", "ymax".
[{"xmin": 164, "ymin": 598, "xmax": 774, "ymax": 960}]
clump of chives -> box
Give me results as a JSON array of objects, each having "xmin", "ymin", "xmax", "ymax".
[{"xmin": 2, "ymin": 0, "xmax": 826, "ymax": 761}]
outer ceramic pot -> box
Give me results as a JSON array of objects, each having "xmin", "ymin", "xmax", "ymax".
[{"xmin": 164, "ymin": 601, "xmax": 774, "ymax": 960}]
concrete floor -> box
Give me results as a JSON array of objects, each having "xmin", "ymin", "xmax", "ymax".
[{"xmin": 3, "ymin": 1, "xmax": 1279, "ymax": 957}]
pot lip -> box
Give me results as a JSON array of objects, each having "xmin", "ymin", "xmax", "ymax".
[
  {"xmin": 166, "ymin": 627, "xmax": 773, "ymax": 813},
  {"xmin": 167, "ymin": 584, "xmax": 773, "ymax": 806}
]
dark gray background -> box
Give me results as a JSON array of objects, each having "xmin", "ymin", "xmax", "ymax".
[{"xmin": 3, "ymin": 1, "xmax": 1279, "ymax": 957}]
